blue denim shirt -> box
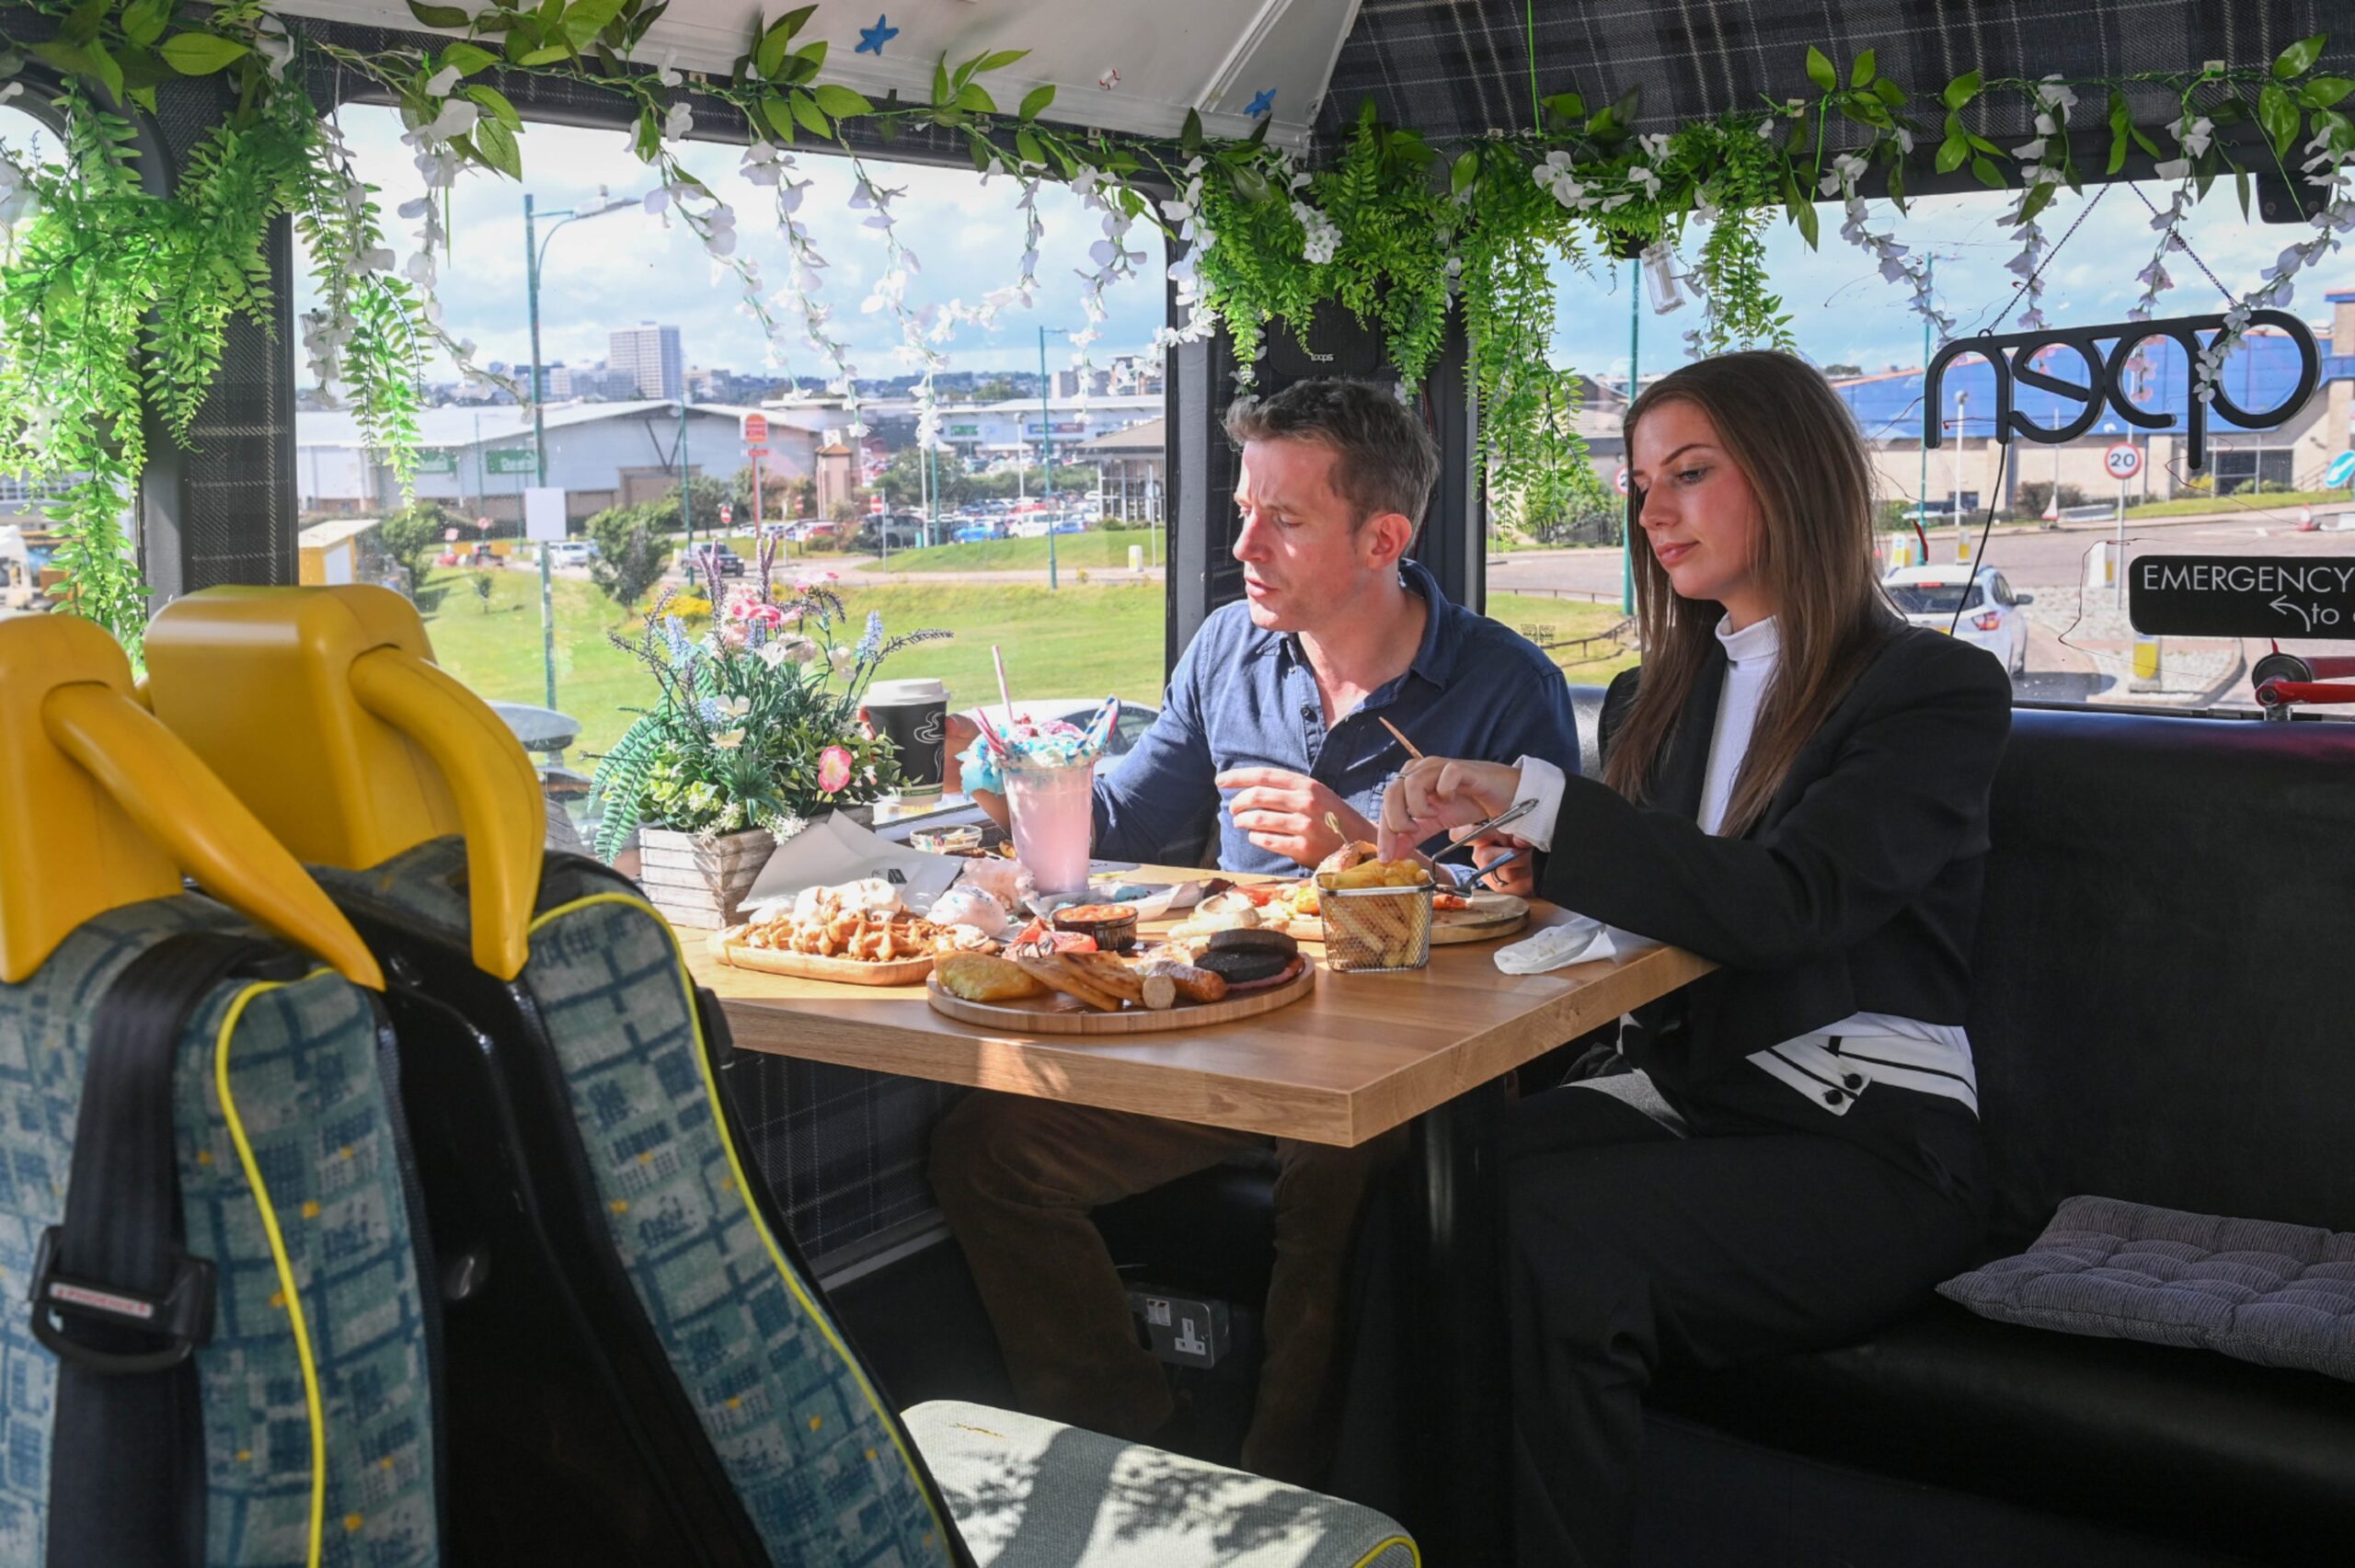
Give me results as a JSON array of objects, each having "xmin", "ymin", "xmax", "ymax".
[{"xmin": 1092, "ymin": 559, "xmax": 1584, "ymax": 874}]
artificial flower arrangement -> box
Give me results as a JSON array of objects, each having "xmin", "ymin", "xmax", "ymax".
[{"xmin": 590, "ymin": 535, "xmax": 949, "ymax": 861}]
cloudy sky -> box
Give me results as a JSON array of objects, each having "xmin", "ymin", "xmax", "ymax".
[{"xmin": 293, "ymin": 103, "xmax": 2333, "ymax": 390}]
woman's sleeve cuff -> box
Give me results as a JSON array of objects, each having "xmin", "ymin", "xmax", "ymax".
[{"xmin": 1511, "ymin": 755, "xmax": 1565, "ymax": 852}]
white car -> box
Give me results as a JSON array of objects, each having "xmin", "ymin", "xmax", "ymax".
[
  {"xmin": 1883, "ymin": 566, "xmax": 2032, "ymax": 675},
  {"xmin": 543, "ymin": 540, "xmax": 599, "ymax": 568}
]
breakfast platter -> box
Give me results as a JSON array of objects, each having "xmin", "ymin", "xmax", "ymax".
[{"xmin": 924, "ymin": 949, "xmax": 1317, "ymax": 1036}]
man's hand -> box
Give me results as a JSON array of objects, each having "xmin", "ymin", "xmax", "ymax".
[
  {"xmin": 940, "ymin": 713, "xmax": 1011, "ymax": 829},
  {"xmin": 1214, "ymin": 767, "xmax": 1372, "ymax": 868},
  {"xmin": 1378, "ymin": 757, "xmax": 1522, "ymax": 861},
  {"xmin": 941, "ymin": 713, "xmax": 980, "ymax": 794}
]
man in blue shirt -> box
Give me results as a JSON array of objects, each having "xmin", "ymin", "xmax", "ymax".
[
  {"xmin": 948, "ymin": 393, "xmax": 1580, "ymax": 873},
  {"xmin": 932, "ymin": 379, "xmax": 1582, "ymax": 1486}
]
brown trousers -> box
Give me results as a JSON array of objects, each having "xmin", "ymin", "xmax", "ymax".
[{"xmin": 929, "ymin": 1092, "xmax": 1403, "ymax": 1486}]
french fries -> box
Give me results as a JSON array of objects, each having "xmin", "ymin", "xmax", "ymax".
[{"xmin": 1315, "ymin": 857, "xmax": 1433, "ymax": 970}]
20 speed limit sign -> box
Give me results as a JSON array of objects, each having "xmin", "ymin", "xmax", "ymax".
[{"xmin": 2104, "ymin": 442, "xmax": 2143, "ymax": 481}]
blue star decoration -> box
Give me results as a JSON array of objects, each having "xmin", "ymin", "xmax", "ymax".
[
  {"xmin": 1245, "ymin": 87, "xmax": 1277, "ymax": 118},
  {"xmin": 856, "ymin": 14, "xmax": 898, "ymax": 55}
]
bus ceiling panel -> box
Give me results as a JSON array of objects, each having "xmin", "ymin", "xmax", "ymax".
[
  {"xmin": 271, "ymin": 0, "xmax": 1361, "ymax": 150},
  {"xmin": 1316, "ymin": 0, "xmax": 2355, "ymax": 153}
]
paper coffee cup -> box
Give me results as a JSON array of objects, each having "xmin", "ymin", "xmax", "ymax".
[{"xmin": 864, "ymin": 678, "xmax": 949, "ymax": 795}]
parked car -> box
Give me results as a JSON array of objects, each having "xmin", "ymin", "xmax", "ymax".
[
  {"xmin": 951, "ymin": 522, "xmax": 1004, "ymax": 544},
  {"xmin": 688, "ymin": 541, "xmax": 745, "ymax": 578},
  {"xmin": 1883, "ymin": 565, "xmax": 2032, "ymax": 675},
  {"xmin": 543, "ymin": 540, "xmax": 598, "ymax": 568}
]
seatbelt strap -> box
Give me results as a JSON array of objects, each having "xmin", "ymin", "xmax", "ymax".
[{"xmin": 33, "ymin": 932, "xmax": 292, "ymax": 1568}]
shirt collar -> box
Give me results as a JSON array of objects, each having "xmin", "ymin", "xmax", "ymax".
[{"xmin": 1716, "ymin": 612, "xmax": 1780, "ymax": 667}]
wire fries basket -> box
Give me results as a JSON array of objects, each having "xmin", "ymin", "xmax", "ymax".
[{"xmin": 1315, "ymin": 879, "xmax": 1435, "ymax": 972}]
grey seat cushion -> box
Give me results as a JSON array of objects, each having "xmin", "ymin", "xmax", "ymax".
[
  {"xmin": 1940, "ymin": 1195, "xmax": 2355, "ymax": 1380},
  {"xmin": 904, "ymin": 1400, "xmax": 1418, "ymax": 1568}
]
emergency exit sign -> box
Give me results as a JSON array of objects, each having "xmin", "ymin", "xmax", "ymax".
[{"xmin": 2129, "ymin": 555, "xmax": 2355, "ymax": 638}]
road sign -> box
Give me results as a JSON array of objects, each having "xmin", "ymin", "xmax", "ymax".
[
  {"xmin": 741, "ymin": 413, "xmax": 768, "ymax": 443},
  {"xmin": 1614, "ymin": 466, "xmax": 1629, "ymax": 496},
  {"xmin": 718, "ymin": 503, "xmax": 734, "ymax": 527},
  {"xmin": 2325, "ymin": 451, "xmax": 2355, "ymax": 488},
  {"xmin": 442, "ymin": 528, "xmax": 459, "ymax": 543},
  {"xmin": 744, "ymin": 445, "xmax": 771, "ymax": 458},
  {"xmin": 485, "ymin": 448, "xmax": 537, "ymax": 476},
  {"xmin": 2103, "ymin": 442, "xmax": 2143, "ymax": 481},
  {"xmin": 2128, "ymin": 555, "xmax": 2355, "ymax": 638},
  {"xmin": 524, "ymin": 487, "xmax": 567, "ymax": 544}
]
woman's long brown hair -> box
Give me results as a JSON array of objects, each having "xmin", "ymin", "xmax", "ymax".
[{"xmin": 1601, "ymin": 351, "xmax": 1897, "ymax": 835}]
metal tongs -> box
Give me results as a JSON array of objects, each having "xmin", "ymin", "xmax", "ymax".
[{"xmin": 1430, "ymin": 797, "xmax": 1540, "ymax": 859}]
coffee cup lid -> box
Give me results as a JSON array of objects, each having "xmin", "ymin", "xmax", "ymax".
[{"xmin": 867, "ymin": 678, "xmax": 948, "ymax": 703}]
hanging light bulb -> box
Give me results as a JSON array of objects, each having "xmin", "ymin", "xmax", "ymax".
[{"xmin": 1640, "ymin": 240, "xmax": 1688, "ymax": 315}]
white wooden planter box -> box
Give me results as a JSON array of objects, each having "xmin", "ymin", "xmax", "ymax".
[{"xmin": 636, "ymin": 827, "xmax": 775, "ymax": 930}]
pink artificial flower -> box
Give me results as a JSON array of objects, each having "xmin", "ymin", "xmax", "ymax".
[
  {"xmin": 743, "ymin": 602, "xmax": 787, "ymax": 628},
  {"xmin": 817, "ymin": 745, "xmax": 854, "ymax": 795}
]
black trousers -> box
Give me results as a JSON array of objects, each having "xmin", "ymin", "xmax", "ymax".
[{"xmin": 1502, "ymin": 1086, "xmax": 1984, "ymax": 1567}]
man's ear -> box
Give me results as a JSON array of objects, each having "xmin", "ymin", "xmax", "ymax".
[{"xmin": 1361, "ymin": 509, "xmax": 1416, "ymax": 568}]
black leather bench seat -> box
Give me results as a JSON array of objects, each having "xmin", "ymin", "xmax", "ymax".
[{"xmin": 1650, "ymin": 1297, "xmax": 2355, "ymax": 1565}]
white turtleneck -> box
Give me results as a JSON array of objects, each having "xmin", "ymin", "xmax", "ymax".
[{"xmin": 1697, "ymin": 613, "xmax": 1782, "ymax": 835}]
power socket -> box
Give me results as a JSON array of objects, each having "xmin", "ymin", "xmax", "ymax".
[{"xmin": 1126, "ymin": 1288, "xmax": 1230, "ymax": 1368}]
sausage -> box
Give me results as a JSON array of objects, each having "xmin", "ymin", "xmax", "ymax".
[{"xmin": 1137, "ymin": 959, "xmax": 1229, "ymax": 1004}]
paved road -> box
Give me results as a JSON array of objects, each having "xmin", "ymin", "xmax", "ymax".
[{"xmin": 1490, "ymin": 509, "xmax": 2355, "ymax": 600}]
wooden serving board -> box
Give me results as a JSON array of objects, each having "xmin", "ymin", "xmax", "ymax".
[
  {"xmin": 707, "ymin": 932, "xmax": 937, "ymax": 988},
  {"xmin": 924, "ymin": 957, "xmax": 1316, "ymax": 1036}
]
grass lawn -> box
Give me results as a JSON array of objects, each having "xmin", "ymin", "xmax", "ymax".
[
  {"xmin": 852, "ymin": 528, "xmax": 1167, "ymax": 574},
  {"xmin": 416, "ymin": 568, "xmax": 1635, "ymax": 766},
  {"xmin": 416, "ymin": 566, "xmax": 1169, "ymax": 761},
  {"xmin": 2124, "ymin": 487, "xmax": 2350, "ymax": 520},
  {"xmin": 1488, "ymin": 594, "xmax": 1639, "ymax": 684}
]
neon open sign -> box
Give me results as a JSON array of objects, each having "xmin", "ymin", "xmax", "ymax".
[{"xmin": 1922, "ymin": 310, "xmax": 2318, "ymax": 474}]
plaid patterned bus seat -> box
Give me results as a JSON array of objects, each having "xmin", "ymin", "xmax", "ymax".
[
  {"xmin": 0, "ymin": 895, "xmax": 440, "ymax": 1568},
  {"xmin": 319, "ymin": 838, "xmax": 955, "ymax": 1568}
]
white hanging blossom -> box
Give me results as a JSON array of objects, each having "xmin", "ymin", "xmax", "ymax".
[
  {"xmin": 1067, "ymin": 161, "xmax": 1151, "ymax": 406},
  {"xmin": 850, "ymin": 160, "xmax": 954, "ymax": 447},
  {"xmin": 1989, "ymin": 75, "xmax": 2077, "ymax": 334},
  {"xmin": 758, "ymin": 144, "xmax": 862, "ymax": 431},
  {"xmin": 1818, "ymin": 148, "xmax": 1953, "ymax": 346},
  {"xmin": 1154, "ymin": 155, "xmax": 1222, "ymax": 354},
  {"xmin": 1290, "ymin": 160, "xmax": 1341, "ymax": 266},
  {"xmin": 2192, "ymin": 121, "xmax": 2355, "ymax": 406}
]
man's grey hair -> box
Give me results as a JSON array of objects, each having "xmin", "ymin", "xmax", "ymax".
[{"xmin": 1223, "ymin": 379, "xmax": 1440, "ymax": 531}]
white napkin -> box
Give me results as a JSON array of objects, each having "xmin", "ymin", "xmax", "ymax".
[
  {"xmin": 741, "ymin": 812, "xmax": 966, "ymax": 916},
  {"xmin": 1495, "ymin": 913, "xmax": 1661, "ymax": 974}
]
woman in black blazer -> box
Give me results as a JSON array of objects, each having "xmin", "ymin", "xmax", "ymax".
[{"xmin": 1382, "ymin": 351, "xmax": 2011, "ymax": 1567}]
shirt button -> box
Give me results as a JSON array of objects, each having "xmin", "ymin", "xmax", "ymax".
[
  {"xmin": 1842, "ymin": 1073, "xmax": 1865, "ymax": 1090},
  {"xmin": 1822, "ymin": 1089, "xmax": 1846, "ymax": 1106}
]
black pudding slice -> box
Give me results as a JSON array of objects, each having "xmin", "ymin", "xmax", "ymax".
[
  {"xmin": 1204, "ymin": 927, "xmax": 1301, "ymax": 959},
  {"xmin": 1196, "ymin": 947, "xmax": 1292, "ymax": 985}
]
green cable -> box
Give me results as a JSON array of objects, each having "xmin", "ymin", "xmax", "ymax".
[{"xmin": 1527, "ymin": 0, "xmax": 1540, "ymax": 129}]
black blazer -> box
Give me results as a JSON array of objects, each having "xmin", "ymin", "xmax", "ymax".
[{"xmin": 1541, "ymin": 623, "xmax": 2012, "ymax": 1096}]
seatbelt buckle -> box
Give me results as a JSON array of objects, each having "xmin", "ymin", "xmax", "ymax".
[{"xmin": 28, "ymin": 1226, "xmax": 216, "ymax": 1373}]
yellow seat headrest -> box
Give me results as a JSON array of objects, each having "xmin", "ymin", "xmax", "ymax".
[
  {"xmin": 144, "ymin": 586, "xmax": 545, "ymax": 980},
  {"xmin": 0, "ymin": 614, "xmax": 382, "ymax": 988}
]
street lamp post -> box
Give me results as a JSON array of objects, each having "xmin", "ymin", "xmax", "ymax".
[
  {"xmin": 524, "ymin": 186, "xmax": 639, "ymax": 709},
  {"xmin": 1038, "ymin": 325, "xmax": 1068, "ymax": 590}
]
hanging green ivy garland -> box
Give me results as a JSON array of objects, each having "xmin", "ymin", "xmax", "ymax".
[{"xmin": 0, "ymin": 0, "xmax": 2346, "ymax": 654}]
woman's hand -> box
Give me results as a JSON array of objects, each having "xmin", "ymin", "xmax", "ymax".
[
  {"xmin": 1379, "ymin": 757, "xmax": 1522, "ymax": 861},
  {"xmin": 1469, "ymin": 834, "xmax": 1536, "ymax": 897}
]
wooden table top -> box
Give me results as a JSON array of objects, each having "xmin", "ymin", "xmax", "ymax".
[{"xmin": 687, "ymin": 873, "xmax": 1715, "ymax": 1147}]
